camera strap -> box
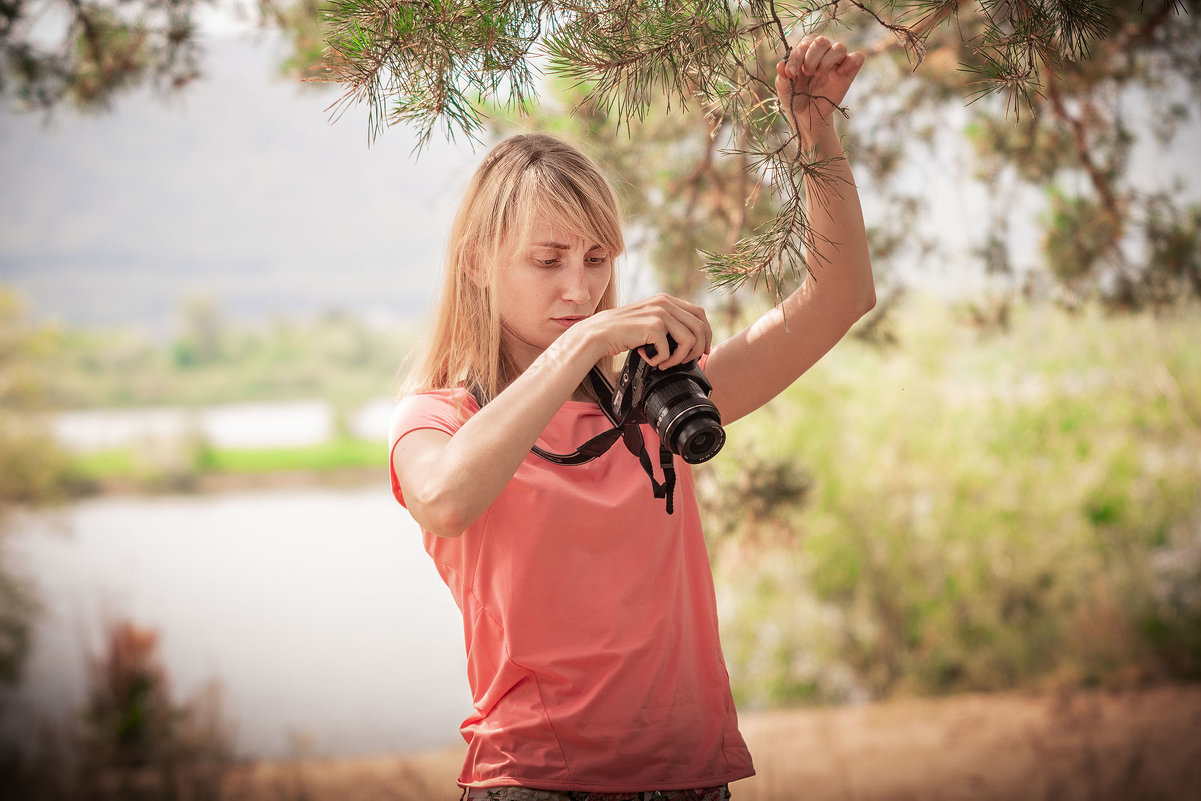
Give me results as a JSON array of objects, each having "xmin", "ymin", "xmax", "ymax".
[{"xmin": 472, "ymin": 368, "xmax": 677, "ymax": 514}]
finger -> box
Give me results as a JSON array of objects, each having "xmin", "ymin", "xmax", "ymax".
[
  {"xmin": 639, "ymin": 307, "xmax": 691, "ymax": 369},
  {"xmin": 641, "ymin": 328, "xmax": 673, "ymax": 368},
  {"xmin": 838, "ymin": 50, "xmax": 866, "ymax": 77},
  {"xmin": 633, "ymin": 295, "xmax": 709, "ymax": 368},
  {"xmin": 786, "ymin": 39, "xmax": 812, "ymax": 79},
  {"xmin": 658, "ymin": 324, "xmax": 697, "ymax": 370},
  {"xmin": 802, "ymin": 36, "xmax": 831, "ymax": 76},
  {"xmin": 815, "ymin": 41, "xmax": 848, "ymax": 76},
  {"xmin": 680, "ymin": 304, "xmax": 711, "ymax": 362},
  {"xmin": 664, "ymin": 305, "xmax": 710, "ymax": 367},
  {"xmin": 641, "ymin": 310, "xmax": 690, "ymax": 370},
  {"xmin": 636, "ymin": 299, "xmax": 673, "ymax": 367},
  {"xmin": 774, "ymin": 69, "xmax": 794, "ymax": 108}
]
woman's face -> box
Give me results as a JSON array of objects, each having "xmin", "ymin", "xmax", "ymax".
[{"xmin": 494, "ymin": 219, "xmax": 614, "ymax": 372}]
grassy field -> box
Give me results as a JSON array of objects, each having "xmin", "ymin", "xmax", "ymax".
[
  {"xmin": 220, "ymin": 685, "xmax": 1201, "ymax": 801},
  {"xmin": 67, "ymin": 436, "xmax": 384, "ymax": 493},
  {"xmin": 701, "ymin": 296, "xmax": 1201, "ymax": 704}
]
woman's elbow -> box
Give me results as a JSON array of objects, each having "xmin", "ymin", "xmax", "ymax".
[
  {"xmin": 852, "ymin": 262, "xmax": 877, "ymax": 318},
  {"xmin": 408, "ymin": 486, "xmax": 474, "ymax": 538},
  {"xmin": 837, "ymin": 277, "xmax": 876, "ymax": 325},
  {"xmin": 417, "ymin": 503, "xmax": 472, "ymax": 539},
  {"xmin": 860, "ymin": 285, "xmax": 877, "ymax": 316}
]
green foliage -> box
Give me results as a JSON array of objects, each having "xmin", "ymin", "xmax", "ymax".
[
  {"xmin": 0, "ymin": 620, "xmax": 233, "ymax": 800},
  {"xmin": 1140, "ymin": 198, "xmax": 1201, "ymax": 304},
  {"xmin": 954, "ymin": 1, "xmax": 1201, "ymax": 307},
  {"xmin": 322, "ymin": 0, "xmax": 546, "ymax": 147},
  {"xmin": 704, "ymin": 296, "xmax": 1201, "ymax": 707},
  {"xmin": 0, "ymin": 542, "xmax": 36, "ymax": 688},
  {"xmin": 1, "ymin": 285, "xmax": 410, "ymax": 492},
  {"xmin": 472, "ymin": 1, "xmax": 1200, "ymax": 309},
  {"xmin": 0, "ymin": 420, "xmax": 82, "ymax": 505},
  {"xmin": 262, "ymin": 0, "xmax": 330, "ymax": 81},
  {"xmin": 70, "ymin": 437, "xmax": 383, "ymax": 488},
  {"xmin": 0, "ymin": 288, "xmax": 82, "ymax": 506},
  {"xmin": 541, "ymin": 0, "xmax": 742, "ymax": 124},
  {"xmin": 319, "ymin": 0, "xmax": 1131, "ymax": 297},
  {"xmin": 34, "ymin": 302, "xmax": 415, "ymax": 411},
  {"xmin": 200, "ymin": 437, "xmax": 380, "ymax": 473},
  {"xmin": 0, "ymin": 0, "xmax": 205, "ymax": 111},
  {"xmin": 1040, "ymin": 184, "xmax": 1120, "ymax": 285},
  {"xmin": 964, "ymin": 114, "xmax": 1077, "ymax": 184},
  {"xmin": 0, "ymin": 289, "xmax": 78, "ymax": 700}
]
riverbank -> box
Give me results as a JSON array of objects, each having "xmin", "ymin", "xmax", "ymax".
[
  {"xmin": 40, "ymin": 397, "xmax": 392, "ymax": 498},
  {"xmin": 222, "ymin": 684, "xmax": 1201, "ymax": 801},
  {"xmin": 76, "ymin": 461, "xmax": 385, "ymax": 496},
  {"xmin": 63, "ymin": 437, "xmax": 386, "ymax": 496}
]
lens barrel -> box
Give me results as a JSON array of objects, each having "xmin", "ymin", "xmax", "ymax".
[
  {"xmin": 641, "ymin": 375, "xmax": 725, "ymax": 464},
  {"xmin": 674, "ymin": 415, "xmax": 725, "ymax": 463}
]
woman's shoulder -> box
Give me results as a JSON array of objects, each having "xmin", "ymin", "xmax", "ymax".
[
  {"xmin": 399, "ymin": 386, "xmax": 475, "ymax": 403},
  {"xmin": 388, "ymin": 387, "xmax": 480, "ymax": 443}
]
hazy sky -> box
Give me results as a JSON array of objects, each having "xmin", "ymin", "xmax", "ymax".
[{"xmin": 0, "ymin": 27, "xmax": 482, "ymax": 332}]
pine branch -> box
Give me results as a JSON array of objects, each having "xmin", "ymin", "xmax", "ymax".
[
  {"xmin": 543, "ymin": 0, "xmax": 743, "ymax": 126},
  {"xmin": 313, "ymin": 0, "xmax": 1131, "ymax": 299},
  {"xmin": 321, "ymin": 0, "xmax": 546, "ymax": 147},
  {"xmin": 702, "ymin": 139, "xmax": 849, "ymax": 294}
]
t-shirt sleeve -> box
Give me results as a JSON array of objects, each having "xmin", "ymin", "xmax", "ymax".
[{"xmin": 387, "ymin": 391, "xmax": 471, "ymax": 508}]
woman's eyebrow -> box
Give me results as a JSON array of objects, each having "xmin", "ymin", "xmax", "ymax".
[{"xmin": 531, "ymin": 241, "xmax": 607, "ymax": 251}]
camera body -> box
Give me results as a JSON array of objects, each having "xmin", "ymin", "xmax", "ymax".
[{"xmin": 610, "ymin": 341, "xmax": 726, "ymax": 464}]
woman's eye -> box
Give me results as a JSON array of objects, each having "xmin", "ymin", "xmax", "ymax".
[
  {"xmin": 588, "ymin": 255, "xmax": 609, "ymax": 265},
  {"xmin": 535, "ymin": 257, "xmax": 559, "ymax": 267}
]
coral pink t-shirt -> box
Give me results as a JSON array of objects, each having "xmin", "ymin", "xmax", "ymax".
[{"xmin": 388, "ymin": 389, "xmax": 754, "ymax": 792}]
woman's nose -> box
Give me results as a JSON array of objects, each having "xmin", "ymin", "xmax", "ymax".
[{"xmin": 560, "ymin": 265, "xmax": 590, "ymax": 303}]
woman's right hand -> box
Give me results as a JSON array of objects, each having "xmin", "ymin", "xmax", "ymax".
[{"xmin": 572, "ymin": 294, "xmax": 712, "ymax": 370}]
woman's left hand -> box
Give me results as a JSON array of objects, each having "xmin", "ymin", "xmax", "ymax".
[{"xmin": 775, "ymin": 34, "xmax": 865, "ymax": 143}]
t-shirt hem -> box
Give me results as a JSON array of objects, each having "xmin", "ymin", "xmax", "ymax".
[{"xmin": 458, "ymin": 767, "xmax": 756, "ymax": 793}]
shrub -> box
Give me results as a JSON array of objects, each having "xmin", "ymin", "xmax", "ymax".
[{"xmin": 706, "ymin": 296, "xmax": 1201, "ymax": 706}]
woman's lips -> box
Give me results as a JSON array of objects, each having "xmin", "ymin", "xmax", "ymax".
[{"xmin": 553, "ymin": 316, "xmax": 586, "ymax": 327}]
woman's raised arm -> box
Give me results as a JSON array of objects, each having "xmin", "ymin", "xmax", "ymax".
[{"xmin": 705, "ymin": 35, "xmax": 875, "ymax": 424}]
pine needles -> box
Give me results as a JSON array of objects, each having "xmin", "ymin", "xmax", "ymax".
[
  {"xmin": 317, "ymin": 0, "xmax": 1119, "ymax": 297},
  {"xmin": 323, "ymin": 0, "xmax": 548, "ymax": 148}
]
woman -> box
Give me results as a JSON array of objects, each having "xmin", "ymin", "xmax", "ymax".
[{"xmin": 389, "ymin": 35, "xmax": 874, "ymax": 799}]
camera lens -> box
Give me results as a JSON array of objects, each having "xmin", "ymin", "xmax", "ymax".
[
  {"xmin": 675, "ymin": 416, "xmax": 725, "ymax": 464},
  {"xmin": 641, "ymin": 374, "xmax": 725, "ymax": 464}
]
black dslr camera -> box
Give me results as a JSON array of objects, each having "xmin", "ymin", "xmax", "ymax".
[{"xmin": 610, "ymin": 339, "xmax": 725, "ymax": 464}]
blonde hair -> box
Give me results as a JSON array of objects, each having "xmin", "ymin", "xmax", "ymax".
[{"xmin": 402, "ymin": 133, "xmax": 625, "ymax": 403}]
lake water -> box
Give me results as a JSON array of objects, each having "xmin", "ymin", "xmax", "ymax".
[
  {"xmin": 0, "ymin": 484, "xmax": 471, "ymax": 760},
  {"xmin": 50, "ymin": 398, "xmax": 396, "ymax": 451}
]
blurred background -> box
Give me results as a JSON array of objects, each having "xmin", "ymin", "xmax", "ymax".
[{"xmin": 1, "ymin": 1, "xmax": 1200, "ymax": 799}]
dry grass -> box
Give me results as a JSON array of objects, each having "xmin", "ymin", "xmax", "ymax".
[
  {"xmin": 222, "ymin": 685, "xmax": 1201, "ymax": 801},
  {"xmin": 732, "ymin": 685, "xmax": 1201, "ymax": 801},
  {"xmin": 222, "ymin": 745, "xmax": 465, "ymax": 801}
]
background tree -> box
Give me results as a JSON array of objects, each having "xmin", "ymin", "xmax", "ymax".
[
  {"xmin": 940, "ymin": 0, "xmax": 1201, "ymax": 308},
  {"xmin": 0, "ymin": 290, "xmax": 74, "ymax": 708},
  {"xmin": 0, "ymin": 0, "xmax": 210, "ymax": 110},
  {"xmin": 7, "ymin": 2, "xmax": 1195, "ymax": 307},
  {"xmin": 315, "ymin": 0, "xmax": 1199, "ymax": 308}
]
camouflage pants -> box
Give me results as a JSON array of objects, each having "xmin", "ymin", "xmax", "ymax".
[{"xmin": 463, "ymin": 785, "xmax": 732, "ymax": 801}]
